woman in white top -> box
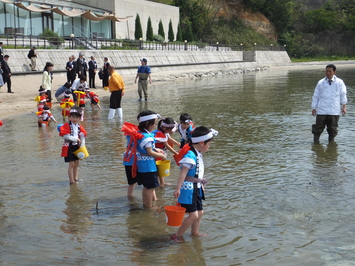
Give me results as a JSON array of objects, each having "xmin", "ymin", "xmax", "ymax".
[{"xmin": 42, "ymin": 62, "xmax": 54, "ymax": 107}]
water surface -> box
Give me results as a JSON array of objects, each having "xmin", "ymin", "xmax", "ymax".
[{"xmin": 1, "ymin": 66, "xmax": 355, "ymax": 265}]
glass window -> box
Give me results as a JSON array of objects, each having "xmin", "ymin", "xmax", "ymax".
[
  {"xmin": 31, "ymin": 12, "xmax": 42, "ymax": 36},
  {"xmin": 53, "ymin": 13, "xmax": 63, "ymax": 36},
  {"xmin": 72, "ymin": 16, "xmax": 82, "ymax": 37},
  {"xmin": 62, "ymin": 16, "xmax": 72, "ymax": 37},
  {"xmin": 5, "ymin": 4, "xmax": 16, "ymax": 29},
  {"xmin": 17, "ymin": 8, "xmax": 30, "ymax": 35},
  {"xmin": 0, "ymin": 3, "xmax": 5, "ymax": 34}
]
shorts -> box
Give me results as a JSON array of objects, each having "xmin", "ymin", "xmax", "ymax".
[
  {"xmin": 79, "ymin": 103, "xmax": 85, "ymax": 108},
  {"xmin": 125, "ymin": 165, "xmax": 137, "ymax": 185},
  {"xmin": 64, "ymin": 144, "xmax": 79, "ymax": 162},
  {"xmin": 91, "ymin": 98, "xmax": 98, "ymax": 105},
  {"xmin": 180, "ymin": 185, "xmax": 204, "ymax": 213},
  {"xmin": 137, "ymin": 171, "xmax": 159, "ymax": 189}
]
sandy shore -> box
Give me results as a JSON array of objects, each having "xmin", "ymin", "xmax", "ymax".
[{"xmin": 1, "ymin": 60, "xmax": 354, "ymax": 120}]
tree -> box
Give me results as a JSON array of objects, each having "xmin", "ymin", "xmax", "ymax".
[
  {"xmin": 146, "ymin": 17, "xmax": 154, "ymax": 41},
  {"xmin": 183, "ymin": 21, "xmax": 194, "ymax": 42},
  {"xmin": 176, "ymin": 23, "xmax": 182, "ymax": 41},
  {"xmin": 168, "ymin": 20, "xmax": 174, "ymax": 42},
  {"xmin": 134, "ymin": 14, "xmax": 143, "ymax": 40},
  {"xmin": 158, "ymin": 20, "xmax": 165, "ymax": 40}
]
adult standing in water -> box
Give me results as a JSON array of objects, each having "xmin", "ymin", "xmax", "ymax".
[
  {"xmin": 102, "ymin": 57, "xmax": 110, "ymax": 90},
  {"xmin": 134, "ymin": 58, "xmax": 152, "ymax": 101},
  {"xmin": 311, "ymin": 64, "xmax": 347, "ymax": 144},
  {"xmin": 42, "ymin": 62, "xmax": 54, "ymax": 108},
  {"xmin": 107, "ymin": 65, "xmax": 125, "ymax": 120}
]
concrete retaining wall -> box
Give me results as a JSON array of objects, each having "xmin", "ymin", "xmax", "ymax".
[{"xmin": 4, "ymin": 49, "xmax": 291, "ymax": 75}]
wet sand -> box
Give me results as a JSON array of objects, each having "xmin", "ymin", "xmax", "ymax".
[{"xmin": 1, "ymin": 60, "xmax": 354, "ymax": 120}]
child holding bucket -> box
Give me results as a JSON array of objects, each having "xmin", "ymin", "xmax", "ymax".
[
  {"xmin": 171, "ymin": 126, "xmax": 218, "ymax": 242},
  {"xmin": 136, "ymin": 110, "xmax": 166, "ymax": 208},
  {"xmin": 154, "ymin": 117, "xmax": 179, "ymax": 187},
  {"xmin": 59, "ymin": 107, "xmax": 87, "ymax": 184}
]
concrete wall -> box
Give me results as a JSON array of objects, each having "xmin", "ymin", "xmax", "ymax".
[
  {"xmin": 73, "ymin": 0, "xmax": 180, "ymax": 41},
  {"xmin": 5, "ymin": 50, "xmax": 291, "ymax": 75}
]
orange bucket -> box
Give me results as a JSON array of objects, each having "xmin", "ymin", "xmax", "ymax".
[{"xmin": 164, "ymin": 205, "xmax": 186, "ymax": 226}]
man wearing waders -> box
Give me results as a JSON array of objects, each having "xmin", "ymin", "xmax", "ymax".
[
  {"xmin": 311, "ymin": 64, "xmax": 347, "ymax": 144},
  {"xmin": 134, "ymin": 58, "xmax": 152, "ymax": 101}
]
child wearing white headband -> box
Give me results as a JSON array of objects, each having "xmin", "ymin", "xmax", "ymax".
[{"xmin": 171, "ymin": 126, "xmax": 218, "ymax": 242}]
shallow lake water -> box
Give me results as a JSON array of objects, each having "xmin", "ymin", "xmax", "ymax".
[{"xmin": 1, "ymin": 66, "xmax": 355, "ymax": 265}]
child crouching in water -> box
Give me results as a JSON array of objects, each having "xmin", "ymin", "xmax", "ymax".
[
  {"xmin": 136, "ymin": 110, "xmax": 166, "ymax": 208},
  {"xmin": 59, "ymin": 107, "xmax": 87, "ymax": 184},
  {"xmin": 171, "ymin": 126, "xmax": 218, "ymax": 242},
  {"xmin": 37, "ymin": 105, "xmax": 57, "ymax": 127}
]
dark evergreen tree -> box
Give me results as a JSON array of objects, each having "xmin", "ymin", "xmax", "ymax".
[
  {"xmin": 168, "ymin": 20, "xmax": 174, "ymax": 42},
  {"xmin": 183, "ymin": 21, "xmax": 194, "ymax": 42},
  {"xmin": 176, "ymin": 23, "xmax": 182, "ymax": 42},
  {"xmin": 134, "ymin": 14, "xmax": 143, "ymax": 40},
  {"xmin": 146, "ymin": 17, "xmax": 154, "ymax": 41},
  {"xmin": 158, "ymin": 20, "xmax": 165, "ymax": 40}
]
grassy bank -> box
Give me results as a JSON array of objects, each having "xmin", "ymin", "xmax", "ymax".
[{"xmin": 291, "ymin": 55, "xmax": 355, "ymax": 63}]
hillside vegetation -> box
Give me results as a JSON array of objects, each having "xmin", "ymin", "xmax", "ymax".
[{"xmin": 150, "ymin": 0, "xmax": 355, "ymax": 58}]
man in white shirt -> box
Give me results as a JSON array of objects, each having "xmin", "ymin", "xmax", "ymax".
[{"xmin": 311, "ymin": 64, "xmax": 347, "ymax": 144}]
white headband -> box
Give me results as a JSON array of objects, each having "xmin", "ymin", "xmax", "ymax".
[
  {"xmin": 138, "ymin": 114, "xmax": 160, "ymax": 123},
  {"xmin": 162, "ymin": 121, "xmax": 177, "ymax": 128},
  {"xmin": 182, "ymin": 119, "xmax": 192, "ymax": 123},
  {"xmin": 70, "ymin": 109, "xmax": 81, "ymax": 114},
  {"xmin": 191, "ymin": 129, "xmax": 218, "ymax": 143},
  {"xmin": 64, "ymin": 93, "xmax": 71, "ymax": 97}
]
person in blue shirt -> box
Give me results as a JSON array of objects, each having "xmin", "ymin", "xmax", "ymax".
[{"xmin": 134, "ymin": 58, "xmax": 152, "ymax": 101}]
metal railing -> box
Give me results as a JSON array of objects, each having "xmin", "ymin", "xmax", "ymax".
[{"xmin": 0, "ymin": 34, "xmax": 286, "ymax": 52}]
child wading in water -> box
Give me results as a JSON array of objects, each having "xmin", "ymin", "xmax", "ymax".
[
  {"xmin": 59, "ymin": 107, "xmax": 87, "ymax": 184},
  {"xmin": 154, "ymin": 117, "xmax": 179, "ymax": 187},
  {"xmin": 136, "ymin": 110, "xmax": 166, "ymax": 208},
  {"xmin": 171, "ymin": 126, "xmax": 218, "ymax": 242},
  {"xmin": 177, "ymin": 113, "xmax": 194, "ymax": 147}
]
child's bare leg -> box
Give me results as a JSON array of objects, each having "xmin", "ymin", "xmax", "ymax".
[
  {"xmin": 97, "ymin": 104, "xmax": 101, "ymax": 110},
  {"xmin": 191, "ymin": 210, "xmax": 206, "ymax": 236},
  {"xmin": 127, "ymin": 183, "xmax": 136, "ymax": 197},
  {"xmin": 142, "ymin": 187, "xmax": 154, "ymax": 208},
  {"xmin": 159, "ymin": 176, "xmax": 165, "ymax": 187},
  {"xmin": 175, "ymin": 211, "xmax": 198, "ymax": 237},
  {"xmin": 152, "ymin": 189, "xmax": 157, "ymax": 201},
  {"xmin": 91, "ymin": 104, "xmax": 94, "ymax": 111},
  {"xmin": 68, "ymin": 161, "xmax": 76, "ymax": 184},
  {"xmin": 73, "ymin": 160, "xmax": 80, "ymax": 182}
]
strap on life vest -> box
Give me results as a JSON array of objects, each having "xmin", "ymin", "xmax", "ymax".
[
  {"xmin": 121, "ymin": 122, "xmax": 144, "ymax": 178},
  {"xmin": 173, "ymin": 143, "xmax": 190, "ymax": 166}
]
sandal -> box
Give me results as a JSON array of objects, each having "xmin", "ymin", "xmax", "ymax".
[{"xmin": 170, "ymin": 234, "xmax": 183, "ymax": 243}]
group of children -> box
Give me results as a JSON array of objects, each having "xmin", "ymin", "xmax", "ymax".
[
  {"xmin": 122, "ymin": 111, "xmax": 218, "ymax": 242},
  {"xmin": 35, "ymin": 76, "xmax": 101, "ymax": 127}
]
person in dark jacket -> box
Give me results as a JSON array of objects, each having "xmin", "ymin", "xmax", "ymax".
[
  {"xmin": 102, "ymin": 57, "xmax": 110, "ymax": 90},
  {"xmin": 66, "ymin": 55, "xmax": 76, "ymax": 85},
  {"xmin": 1, "ymin": 55, "xmax": 13, "ymax": 93},
  {"xmin": 28, "ymin": 47, "xmax": 37, "ymax": 71},
  {"xmin": 88, "ymin": 56, "xmax": 97, "ymax": 88}
]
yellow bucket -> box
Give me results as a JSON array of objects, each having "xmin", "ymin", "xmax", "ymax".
[
  {"xmin": 156, "ymin": 160, "xmax": 170, "ymax": 177},
  {"xmin": 74, "ymin": 146, "xmax": 89, "ymax": 160}
]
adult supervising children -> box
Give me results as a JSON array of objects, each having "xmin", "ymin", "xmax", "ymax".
[
  {"xmin": 107, "ymin": 65, "xmax": 125, "ymax": 120},
  {"xmin": 134, "ymin": 58, "xmax": 152, "ymax": 101},
  {"xmin": 311, "ymin": 64, "xmax": 347, "ymax": 144}
]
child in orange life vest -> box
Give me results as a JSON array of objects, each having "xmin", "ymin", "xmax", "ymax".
[
  {"xmin": 86, "ymin": 89, "xmax": 101, "ymax": 111},
  {"xmin": 37, "ymin": 105, "xmax": 57, "ymax": 127},
  {"xmin": 36, "ymin": 87, "xmax": 48, "ymax": 112},
  {"xmin": 171, "ymin": 126, "xmax": 218, "ymax": 243},
  {"xmin": 153, "ymin": 117, "xmax": 180, "ymax": 187},
  {"xmin": 59, "ymin": 107, "xmax": 87, "ymax": 184},
  {"xmin": 60, "ymin": 90, "xmax": 75, "ymax": 121}
]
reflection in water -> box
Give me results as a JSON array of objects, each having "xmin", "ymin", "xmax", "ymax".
[
  {"xmin": 1, "ymin": 67, "xmax": 355, "ymax": 264},
  {"xmin": 60, "ymin": 186, "xmax": 93, "ymax": 241}
]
